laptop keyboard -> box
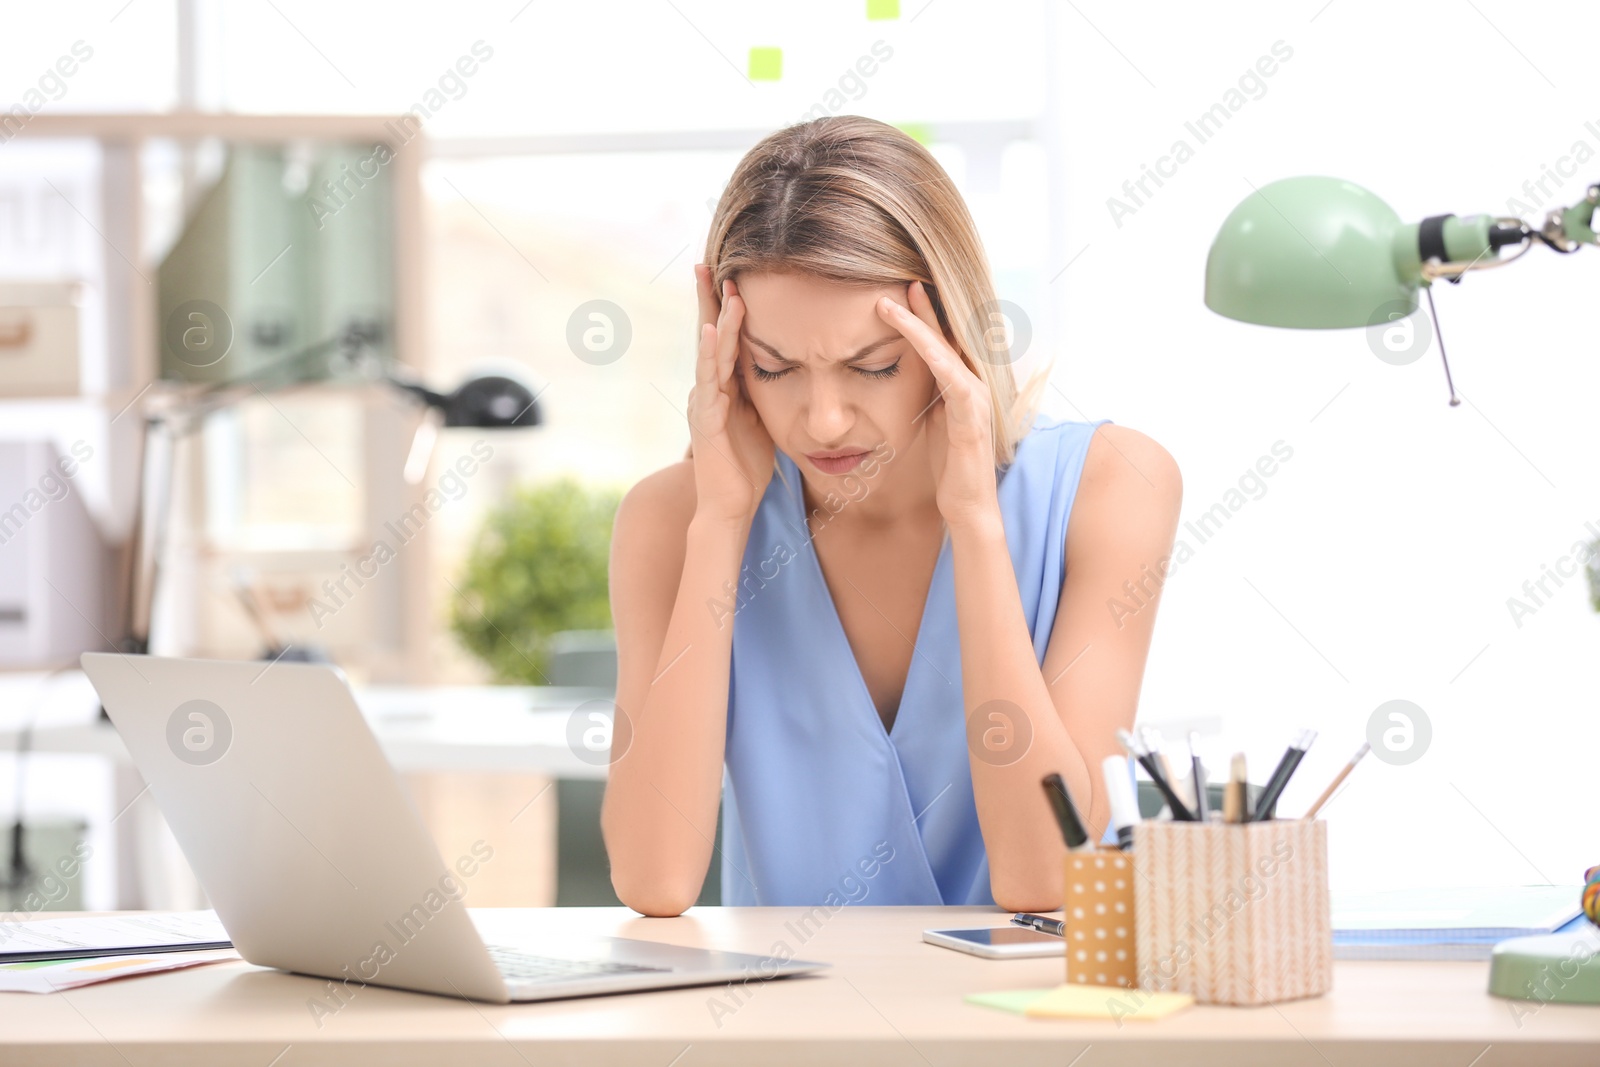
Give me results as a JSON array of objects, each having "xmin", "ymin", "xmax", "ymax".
[{"xmin": 486, "ymin": 944, "xmax": 671, "ymax": 984}]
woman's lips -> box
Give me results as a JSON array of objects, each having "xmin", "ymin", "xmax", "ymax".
[{"xmin": 806, "ymin": 451, "xmax": 867, "ymax": 475}]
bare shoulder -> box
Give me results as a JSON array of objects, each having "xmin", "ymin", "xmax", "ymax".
[
  {"xmin": 1081, "ymin": 423, "xmax": 1181, "ymax": 497},
  {"xmin": 613, "ymin": 459, "xmax": 698, "ymax": 566},
  {"xmin": 1067, "ymin": 423, "xmax": 1183, "ymax": 560}
]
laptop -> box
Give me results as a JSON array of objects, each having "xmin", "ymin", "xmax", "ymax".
[{"xmin": 80, "ymin": 652, "xmax": 829, "ymax": 1003}]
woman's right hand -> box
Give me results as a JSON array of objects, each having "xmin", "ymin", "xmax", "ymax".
[{"xmin": 688, "ymin": 264, "xmax": 775, "ymax": 527}]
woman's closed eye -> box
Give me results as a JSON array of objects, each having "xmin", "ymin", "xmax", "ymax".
[{"xmin": 751, "ymin": 359, "xmax": 902, "ymax": 382}]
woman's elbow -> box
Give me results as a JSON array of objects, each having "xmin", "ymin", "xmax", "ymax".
[
  {"xmin": 613, "ymin": 874, "xmax": 700, "ymax": 917},
  {"xmin": 990, "ymin": 876, "xmax": 1062, "ymax": 915},
  {"xmin": 600, "ymin": 798, "xmax": 709, "ymax": 915}
]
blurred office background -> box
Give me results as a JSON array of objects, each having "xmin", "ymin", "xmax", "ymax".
[{"xmin": 0, "ymin": 0, "xmax": 1596, "ymax": 913}]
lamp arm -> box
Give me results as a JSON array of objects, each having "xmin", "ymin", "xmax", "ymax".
[
  {"xmin": 1391, "ymin": 182, "xmax": 1600, "ymax": 285},
  {"xmin": 1538, "ymin": 181, "xmax": 1599, "ymax": 251},
  {"xmin": 120, "ymin": 320, "xmax": 509, "ymax": 653},
  {"xmin": 123, "ymin": 323, "xmax": 396, "ymax": 654}
]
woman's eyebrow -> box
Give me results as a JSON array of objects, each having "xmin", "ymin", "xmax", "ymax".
[{"xmin": 741, "ymin": 332, "xmax": 903, "ymax": 365}]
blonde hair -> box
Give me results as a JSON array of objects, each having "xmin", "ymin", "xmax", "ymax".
[{"xmin": 685, "ymin": 115, "xmax": 1050, "ymax": 470}]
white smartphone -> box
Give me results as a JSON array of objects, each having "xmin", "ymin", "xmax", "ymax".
[{"xmin": 922, "ymin": 926, "xmax": 1065, "ymax": 959}]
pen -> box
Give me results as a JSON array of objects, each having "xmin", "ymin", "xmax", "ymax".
[
  {"xmin": 1114, "ymin": 728, "xmax": 1138, "ymax": 759},
  {"xmin": 1249, "ymin": 728, "xmax": 1318, "ymax": 821},
  {"xmin": 1101, "ymin": 754, "xmax": 1140, "ymax": 849},
  {"xmin": 1011, "ymin": 912, "xmax": 1065, "ymax": 937},
  {"xmin": 1128, "ymin": 728, "xmax": 1195, "ymax": 822},
  {"xmin": 1301, "ymin": 741, "xmax": 1371, "ymax": 820},
  {"xmin": 1040, "ymin": 773, "xmax": 1095, "ymax": 851},
  {"xmin": 1188, "ymin": 731, "xmax": 1209, "ymax": 821},
  {"xmin": 1223, "ymin": 752, "xmax": 1248, "ymax": 823},
  {"xmin": 1147, "ymin": 727, "xmax": 1191, "ymax": 821}
]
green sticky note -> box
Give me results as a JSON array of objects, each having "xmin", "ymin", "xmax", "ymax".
[
  {"xmin": 867, "ymin": 0, "xmax": 900, "ymax": 18},
  {"xmin": 965, "ymin": 987, "xmax": 1054, "ymax": 1014},
  {"xmin": 893, "ymin": 121, "xmax": 933, "ymax": 146},
  {"xmin": 748, "ymin": 47, "xmax": 782, "ymax": 81}
]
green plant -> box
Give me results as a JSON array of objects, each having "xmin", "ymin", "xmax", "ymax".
[{"xmin": 449, "ymin": 477, "xmax": 621, "ymax": 684}]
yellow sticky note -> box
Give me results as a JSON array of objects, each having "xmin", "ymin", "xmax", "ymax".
[{"xmin": 1023, "ymin": 982, "xmax": 1194, "ymax": 1021}]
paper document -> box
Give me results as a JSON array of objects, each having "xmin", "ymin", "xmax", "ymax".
[
  {"xmin": 0, "ymin": 949, "xmax": 240, "ymax": 993},
  {"xmin": 0, "ymin": 911, "xmax": 232, "ymax": 963}
]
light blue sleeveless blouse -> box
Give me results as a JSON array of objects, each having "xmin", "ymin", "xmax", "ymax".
[{"xmin": 719, "ymin": 413, "xmax": 1115, "ymax": 906}]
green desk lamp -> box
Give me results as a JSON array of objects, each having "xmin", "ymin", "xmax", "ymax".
[
  {"xmin": 1204, "ymin": 174, "xmax": 1600, "ymax": 404},
  {"xmin": 1205, "ymin": 176, "xmax": 1600, "ymax": 1005}
]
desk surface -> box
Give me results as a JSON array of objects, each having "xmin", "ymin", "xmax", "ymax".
[{"xmin": 3, "ymin": 906, "xmax": 1596, "ymax": 1066}]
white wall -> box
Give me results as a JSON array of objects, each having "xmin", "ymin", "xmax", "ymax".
[
  {"xmin": 6, "ymin": 0, "xmax": 1595, "ymax": 898},
  {"xmin": 1052, "ymin": 0, "xmax": 1600, "ymax": 893}
]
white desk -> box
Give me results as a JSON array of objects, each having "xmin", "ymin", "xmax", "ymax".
[
  {"xmin": 0, "ymin": 671, "xmax": 615, "ymax": 909},
  {"xmin": 0, "ymin": 671, "xmax": 615, "ymax": 777},
  {"xmin": 1, "ymin": 906, "xmax": 1595, "ymax": 1066}
]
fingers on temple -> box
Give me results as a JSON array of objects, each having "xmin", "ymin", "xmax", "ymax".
[
  {"xmin": 695, "ymin": 322, "xmax": 720, "ymax": 392},
  {"xmin": 695, "ymin": 263, "xmax": 719, "ymax": 330},
  {"xmin": 715, "ymin": 285, "xmax": 744, "ymax": 388},
  {"xmin": 881, "ymin": 290, "xmax": 953, "ymax": 386}
]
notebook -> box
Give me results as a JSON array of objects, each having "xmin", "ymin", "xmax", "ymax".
[
  {"xmin": 1330, "ymin": 885, "xmax": 1586, "ymax": 961},
  {"xmin": 0, "ymin": 912, "xmax": 232, "ymax": 964}
]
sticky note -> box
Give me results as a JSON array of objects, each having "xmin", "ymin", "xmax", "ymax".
[
  {"xmin": 867, "ymin": 0, "xmax": 900, "ymax": 18},
  {"xmin": 893, "ymin": 122, "xmax": 933, "ymax": 146},
  {"xmin": 965, "ymin": 988, "xmax": 1053, "ymax": 1014},
  {"xmin": 1025, "ymin": 983, "xmax": 1194, "ymax": 1021},
  {"xmin": 748, "ymin": 47, "xmax": 782, "ymax": 81}
]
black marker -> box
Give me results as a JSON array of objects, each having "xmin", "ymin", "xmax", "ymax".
[
  {"xmin": 1249, "ymin": 728, "xmax": 1317, "ymax": 821},
  {"xmin": 1040, "ymin": 773, "xmax": 1094, "ymax": 851},
  {"xmin": 1121, "ymin": 728, "xmax": 1194, "ymax": 821}
]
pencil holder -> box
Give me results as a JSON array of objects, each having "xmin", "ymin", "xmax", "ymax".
[
  {"xmin": 1131, "ymin": 819, "xmax": 1331, "ymax": 1005},
  {"xmin": 1062, "ymin": 848, "xmax": 1139, "ymax": 988}
]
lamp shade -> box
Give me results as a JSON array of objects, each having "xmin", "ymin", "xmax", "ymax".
[
  {"xmin": 1204, "ymin": 176, "xmax": 1417, "ymax": 329},
  {"xmin": 441, "ymin": 374, "xmax": 541, "ymax": 428}
]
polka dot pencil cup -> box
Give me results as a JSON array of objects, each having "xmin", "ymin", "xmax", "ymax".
[
  {"xmin": 1131, "ymin": 819, "xmax": 1332, "ymax": 1005},
  {"xmin": 1062, "ymin": 848, "xmax": 1139, "ymax": 988}
]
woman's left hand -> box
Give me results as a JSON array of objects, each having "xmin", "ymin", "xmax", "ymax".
[{"xmin": 877, "ymin": 281, "xmax": 1000, "ymax": 532}]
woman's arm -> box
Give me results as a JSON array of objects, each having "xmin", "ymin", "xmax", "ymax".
[
  {"xmin": 605, "ymin": 268, "xmax": 772, "ymax": 917},
  {"xmin": 954, "ymin": 424, "xmax": 1182, "ymax": 911},
  {"xmin": 600, "ymin": 464, "xmax": 751, "ymax": 916}
]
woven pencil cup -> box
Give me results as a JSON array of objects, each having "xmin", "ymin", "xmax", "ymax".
[{"xmin": 1131, "ymin": 819, "xmax": 1332, "ymax": 1005}]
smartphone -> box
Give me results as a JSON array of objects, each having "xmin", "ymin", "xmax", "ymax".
[{"xmin": 922, "ymin": 925, "xmax": 1065, "ymax": 959}]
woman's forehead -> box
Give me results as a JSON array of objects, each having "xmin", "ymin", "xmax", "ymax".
[{"xmin": 737, "ymin": 273, "xmax": 906, "ymax": 349}]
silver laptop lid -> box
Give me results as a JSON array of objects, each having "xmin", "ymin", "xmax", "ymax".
[{"xmin": 81, "ymin": 652, "xmax": 511, "ymax": 1003}]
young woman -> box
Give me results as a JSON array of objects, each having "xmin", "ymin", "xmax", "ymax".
[{"xmin": 602, "ymin": 116, "xmax": 1181, "ymax": 916}]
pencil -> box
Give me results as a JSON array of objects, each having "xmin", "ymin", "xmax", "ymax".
[
  {"xmin": 1223, "ymin": 752, "xmax": 1247, "ymax": 823},
  {"xmin": 1300, "ymin": 741, "xmax": 1371, "ymax": 820}
]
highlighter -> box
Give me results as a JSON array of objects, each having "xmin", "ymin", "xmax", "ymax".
[{"xmin": 1101, "ymin": 754, "xmax": 1141, "ymax": 850}]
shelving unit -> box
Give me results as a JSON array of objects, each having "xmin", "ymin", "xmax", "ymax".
[{"xmin": 2, "ymin": 113, "xmax": 434, "ymax": 682}]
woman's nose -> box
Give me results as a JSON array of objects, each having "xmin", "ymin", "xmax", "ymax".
[{"xmin": 804, "ymin": 373, "xmax": 853, "ymax": 442}]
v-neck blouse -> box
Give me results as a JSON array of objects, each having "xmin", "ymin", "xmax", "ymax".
[{"xmin": 718, "ymin": 414, "xmax": 1113, "ymax": 906}]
